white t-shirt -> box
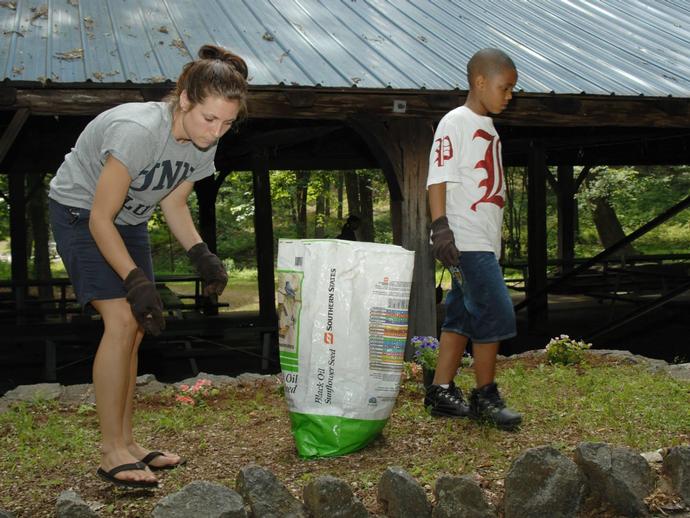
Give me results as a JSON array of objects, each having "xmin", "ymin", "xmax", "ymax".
[{"xmin": 426, "ymin": 105, "xmax": 505, "ymax": 257}]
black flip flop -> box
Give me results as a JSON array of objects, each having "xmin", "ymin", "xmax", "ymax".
[
  {"xmin": 141, "ymin": 451, "xmax": 187, "ymax": 471},
  {"xmin": 96, "ymin": 461, "xmax": 158, "ymax": 489}
]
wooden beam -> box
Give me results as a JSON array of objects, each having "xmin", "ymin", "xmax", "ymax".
[
  {"xmin": 8, "ymin": 87, "xmax": 690, "ymax": 128},
  {"xmin": 349, "ymin": 117, "xmax": 436, "ymax": 349},
  {"xmin": 0, "ymin": 108, "xmax": 29, "ymax": 166},
  {"xmin": 526, "ymin": 141, "xmax": 548, "ymax": 331}
]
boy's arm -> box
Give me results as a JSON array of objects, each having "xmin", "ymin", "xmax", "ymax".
[
  {"xmin": 428, "ymin": 183, "xmax": 447, "ymax": 221},
  {"xmin": 428, "ymin": 181, "xmax": 460, "ymax": 268}
]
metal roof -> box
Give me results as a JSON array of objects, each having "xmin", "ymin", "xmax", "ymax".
[{"xmin": 1, "ymin": 0, "xmax": 689, "ymax": 97}]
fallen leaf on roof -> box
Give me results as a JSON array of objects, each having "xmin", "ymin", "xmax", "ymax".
[
  {"xmin": 68, "ymin": 0, "xmax": 78, "ymax": 6},
  {"xmin": 83, "ymin": 16, "xmax": 94, "ymax": 30},
  {"xmin": 92, "ymin": 71, "xmax": 103, "ymax": 80},
  {"xmin": 170, "ymin": 38, "xmax": 189, "ymax": 56},
  {"xmin": 30, "ymin": 4, "xmax": 48, "ymax": 22},
  {"xmin": 147, "ymin": 75, "xmax": 166, "ymax": 83},
  {"xmin": 55, "ymin": 48, "xmax": 83, "ymax": 61},
  {"xmin": 158, "ymin": 25, "xmax": 169, "ymax": 34},
  {"xmin": 3, "ymin": 30, "xmax": 24, "ymax": 37},
  {"xmin": 278, "ymin": 50, "xmax": 290, "ymax": 63},
  {"xmin": 262, "ymin": 31, "xmax": 275, "ymax": 41},
  {"xmin": 12, "ymin": 65, "xmax": 23, "ymax": 75},
  {"xmin": 0, "ymin": 1, "xmax": 16, "ymax": 10}
]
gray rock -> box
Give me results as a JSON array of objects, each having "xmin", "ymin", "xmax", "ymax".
[
  {"xmin": 176, "ymin": 372, "xmax": 238, "ymax": 388},
  {"xmin": 378, "ymin": 466, "xmax": 431, "ymax": 518},
  {"xmin": 303, "ymin": 475, "xmax": 369, "ymax": 518},
  {"xmin": 153, "ymin": 481, "xmax": 246, "ymax": 518},
  {"xmin": 137, "ymin": 380, "xmax": 168, "ymax": 396},
  {"xmin": 575, "ymin": 442, "xmax": 654, "ymax": 516},
  {"xmin": 56, "ymin": 490, "xmax": 98, "ymax": 518},
  {"xmin": 0, "ymin": 508, "xmax": 15, "ymax": 518},
  {"xmin": 643, "ymin": 358, "xmax": 670, "ymax": 374},
  {"xmin": 236, "ymin": 464, "xmax": 307, "ymax": 517},
  {"xmin": 59, "ymin": 384, "xmax": 94, "ymax": 405},
  {"xmin": 587, "ymin": 349, "xmax": 639, "ymax": 364},
  {"xmin": 236, "ymin": 372, "xmax": 272, "ymax": 383},
  {"xmin": 663, "ymin": 446, "xmax": 690, "ymax": 505},
  {"xmin": 504, "ymin": 445, "xmax": 585, "ymax": 518},
  {"xmin": 3, "ymin": 383, "xmax": 62, "ymax": 402},
  {"xmin": 136, "ymin": 373, "xmax": 157, "ymax": 385},
  {"xmin": 666, "ymin": 363, "xmax": 690, "ymax": 382},
  {"xmin": 432, "ymin": 475, "xmax": 494, "ymax": 518},
  {"xmin": 640, "ymin": 449, "xmax": 664, "ymax": 464}
]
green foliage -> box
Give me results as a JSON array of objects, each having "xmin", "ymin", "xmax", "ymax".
[{"xmin": 545, "ymin": 334, "xmax": 591, "ymax": 365}]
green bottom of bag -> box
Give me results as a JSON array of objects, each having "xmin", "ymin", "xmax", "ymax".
[{"xmin": 289, "ymin": 412, "xmax": 388, "ymax": 458}]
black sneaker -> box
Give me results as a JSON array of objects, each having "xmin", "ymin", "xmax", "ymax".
[
  {"xmin": 424, "ymin": 381, "xmax": 470, "ymax": 418},
  {"xmin": 469, "ymin": 382, "xmax": 522, "ymax": 430}
]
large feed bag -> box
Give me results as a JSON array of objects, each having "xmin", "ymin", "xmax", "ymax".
[{"xmin": 276, "ymin": 239, "xmax": 415, "ymax": 458}]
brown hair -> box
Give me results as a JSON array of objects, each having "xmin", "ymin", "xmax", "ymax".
[{"xmin": 166, "ymin": 44, "xmax": 249, "ymax": 120}]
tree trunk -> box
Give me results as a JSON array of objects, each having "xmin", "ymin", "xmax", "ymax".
[
  {"xmin": 344, "ymin": 170, "xmax": 359, "ymax": 218},
  {"xmin": 337, "ymin": 171, "xmax": 344, "ymax": 220},
  {"xmin": 358, "ymin": 173, "xmax": 374, "ymax": 242},
  {"xmin": 295, "ymin": 170, "xmax": 310, "ymax": 238},
  {"xmin": 592, "ymin": 197, "xmax": 637, "ymax": 257},
  {"xmin": 324, "ymin": 175, "xmax": 331, "ymax": 218}
]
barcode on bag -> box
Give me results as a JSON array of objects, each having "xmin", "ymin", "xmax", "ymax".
[
  {"xmin": 295, "ymin": 257, "xmax": 303, "ymax": 266},
  {"xmin": 388, "ymin": 298, "xmax": 408, "ymax": 310}
]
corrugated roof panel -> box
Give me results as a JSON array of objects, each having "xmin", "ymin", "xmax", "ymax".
[{"xmin": 0, "ymin": 0, "xmax": 689, "ymax": 97}]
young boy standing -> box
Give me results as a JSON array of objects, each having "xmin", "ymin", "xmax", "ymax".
[{"xmin": 425, "ymin": 48, "xmax": 522, "ymax": 430}]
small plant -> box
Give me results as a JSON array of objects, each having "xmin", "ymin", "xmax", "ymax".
[
  {"xmin": 545, "ymin": 334, "xmax": 591, "ymax": 365},
  {"xmin": 411, "ymin": 336, "xmax": 440, "ymax": 370},
  {"xmin": 175, "ymin": 378, "xmax": 219, "ymax": 406}
]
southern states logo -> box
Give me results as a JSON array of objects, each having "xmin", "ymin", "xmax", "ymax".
[
  {"xmin": 434, "ymin": 135, "xmax": 453, "ymax": 167},
  {"xmin": 471, "ymin": 129, "xmax": 505, "ymax": 211},
  {"xmin": 324, "ymin": 268, "xmax": 336, "ymax": 345}
]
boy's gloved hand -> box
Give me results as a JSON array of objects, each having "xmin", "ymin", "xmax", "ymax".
[
  {"xmin": 124, "ymin": 267, "xmax": 165, "ymax": 336},
  {"xmin": 187, "ymin": 242, "xmax": 228, "ymax": 296},
  {"xmin": 430, "ymin": 216, "xmax": 460, "ymax": 268}
]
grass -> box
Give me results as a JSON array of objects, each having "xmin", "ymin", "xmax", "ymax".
[{"xmin": 0, "ymin": 353, "xmax": 688, "ymax": 516}]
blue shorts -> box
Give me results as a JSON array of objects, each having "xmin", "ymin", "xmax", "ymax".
[
  {"xmin": 442, "ymin": 252, "xmax": 516, "ymax": 343},
  {"xmin": 49, "ymin": 198, "xmax": 154, "ymax": 307}
]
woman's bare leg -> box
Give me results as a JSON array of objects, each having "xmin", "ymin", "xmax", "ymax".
[
  {"xmin": 122, "ymin": 329, "xmax": 181, "ymax": 468},
  {"xmin": 91, "ymin": 298, "xmax": 156, "ymax": 484}
]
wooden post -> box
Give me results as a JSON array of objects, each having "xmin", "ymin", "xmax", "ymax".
[
  {"xmin": 252, "ymin": 148, "xmax": 277, "ymax": 324},
  {"xmin": 8, "ymin": 171, "xmax": 27, "ymax": 320},
  {"xmin": 557, "ymin": 165, "xmax": 575, "ymax": 273},
  {"xmin": 527, "ymin": 141, "xmax": 548, "ymax": 331},
  {"xmin": 193, "ymin": 175, "xmax": 219, "ymax": 315},
  {"xmin": 193, "ymin": 175, "xmax": 218, "ymax": 252},
  {"xmin": 348, "ymin": 118, "xmax": 436, "ymax": 352}
]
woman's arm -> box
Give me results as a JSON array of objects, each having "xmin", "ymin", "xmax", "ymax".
[
  {"xmin": 159, "ymin": 180, "xmax": 203, "ymax": 251},
  {"xmin": 89, "ymin": 155, "xmax": 137, "ymax": 279}
]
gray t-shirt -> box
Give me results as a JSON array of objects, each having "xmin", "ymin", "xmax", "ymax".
[{"xmin": 49, "ymin": 101, "xmax": 217, "ymax": 225}]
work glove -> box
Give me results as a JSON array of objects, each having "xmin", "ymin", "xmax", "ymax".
[
  {"xmin": 187, "ymin": 242, "xmax": 228, "ymax": 297},
  {"xmin": 430, "ymin": 216, "xmax": 461, "ymax": 268},
  {"xmin": 124, "ymin": 267, "xmax": 165, "ymax": 336}
]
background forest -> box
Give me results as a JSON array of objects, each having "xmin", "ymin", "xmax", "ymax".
[{"xmin": 2, "ymin": 165, "xmax": 690, "ymax": 312}]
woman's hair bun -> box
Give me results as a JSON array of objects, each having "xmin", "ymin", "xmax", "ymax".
[{"xmin": 198, "ymin": 44, "xmax": 248, "ymax": 80}]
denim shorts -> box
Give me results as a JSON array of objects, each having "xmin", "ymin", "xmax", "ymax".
[
  {"xmin": 442, "ymin": 251, "xmax": 516, "ymax": 343},
  {"xmin": 49, "ymin": 198, "xmax": 154, "ymax": 307}
]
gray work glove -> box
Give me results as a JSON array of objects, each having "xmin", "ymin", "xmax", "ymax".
[
  {"xmin": 187, "ymin": 242, "xmax": 228, "ymax": 297},
  {"xmin": 124, "ymin": 267, "xmax": 165, "ymax": 336},
  {"xmin": 430, "ymin": 216, "xmax": 460, "ymax": 268}
]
